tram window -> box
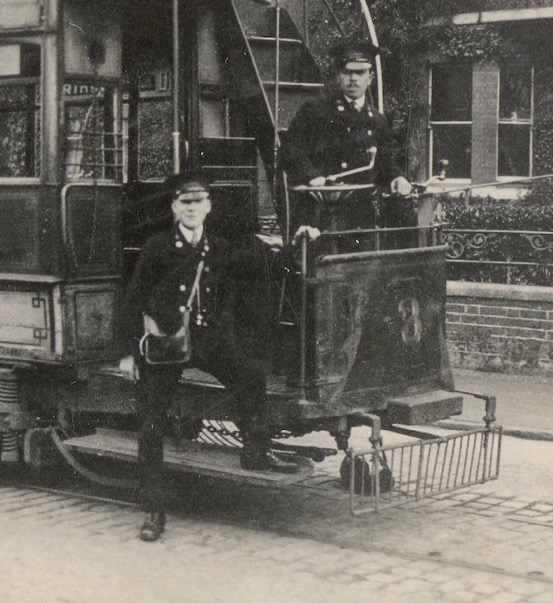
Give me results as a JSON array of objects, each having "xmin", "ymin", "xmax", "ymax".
[
  {"xmin": 201, "ymin": 97, "xmax": 228, "ymax": 138},
  {"xmin": 64, "ymin": 82, "xmax": 122, "ymax": 181},
  {"xmin": 137, "ymin": 98, "xmax": 172, "ymax": 181},
  {"xmin": 429, "ymin": 65, "xmax": 472, "ymax": 179},
  {"xmin": 498, "ymin": 65, "xmax": 532, "ymax": 178},
  {"xmin": 0, "ymin": 42, "xmax": 41, "ymax": 178}
]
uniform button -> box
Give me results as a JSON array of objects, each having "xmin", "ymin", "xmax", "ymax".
[
  {"xmin": 338, "ymin": 105, "xmax": 344, "ymax": 112},
  {"xmin": 341, "ymin": 162, "xmax": 348, "ymax": 169},
  {"xmin": 368, "ymin": 111, "xmax": 373, "ymax": 117},
  {"xmin": 205, "ymin": 244, "xmax": 210, "ymax": 251},
  {"xmin": 179, "ymin": 305, "xmax": 186, "ymax": 313},
  {"xmin": 367, "ymin": 129, "xmax": 372, "ymax": 136},
  {"xmin": 347, "ymin": 127, "xmax": 351, "ymax": 132},
  {"xmin": 205, "ymin": 266, "xmax": 210, "ymax": 273},
  {"xmin": 179, "ymin": 284, "xmax": 186, "ymax": 292},
  {"xmin": 175, "ymin": 240, "xmax": 183, "ymax": 248},
  {"xmin": 201, "ymin": 251, "xmax": 206, "ymax": 257},
  {"xmin": 206, "ymin": 287, "xmax": 211, "ymax": 293}
]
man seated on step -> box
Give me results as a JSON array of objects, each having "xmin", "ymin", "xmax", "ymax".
[{"xmin": 119, "ymin": 177, "xmax": 299, "ymax": 543}]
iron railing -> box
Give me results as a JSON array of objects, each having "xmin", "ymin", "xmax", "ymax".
[{"xmin": 443, "ymin": 228, "xmax": 553, "ymax": 285}]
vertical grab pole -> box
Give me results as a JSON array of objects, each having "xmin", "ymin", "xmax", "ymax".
[
  {"xmin": 172, "ymin": 0, "xmax": 181, "ymax": 174},
  {"xmin": 271, "ymin": 1, "xmax": 281, "ymax": 211},
  {"xmin": 358, "ymin": 0, "xmax": 383, "ymax": 113},
  {"xmin": 298, "ymin": 232, "xmax": 308, "ymax": 402},
  {"xmin": 303, "ymin": 0, "xmax": 308, "ymax": 46}
]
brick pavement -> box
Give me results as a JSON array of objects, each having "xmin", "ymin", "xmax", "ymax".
[{"xmin": 1, "ymin": 483, "xmax": 553, "ymax": 603}]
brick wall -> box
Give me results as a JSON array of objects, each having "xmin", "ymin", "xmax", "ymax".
[{"xmin": 446, "ymin": 281, "xmax": 553, "ymax": 373}]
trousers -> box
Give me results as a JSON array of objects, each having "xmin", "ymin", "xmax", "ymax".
[{"xmin": 135, "ymin": 325, "xmax": 267, "ymax": 512}]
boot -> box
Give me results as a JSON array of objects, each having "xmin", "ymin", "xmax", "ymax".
[
  {"xmin": 240, "ymin": 432, "xmax": 299, "ymax": 474},
  {"xmin": 139, "ymin": 512, "xmax": 166, "ymax": 542}
]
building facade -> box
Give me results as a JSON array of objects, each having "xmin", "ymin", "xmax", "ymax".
[{"xmin": 408, "ymin": 1, "xmax": 553, "ymax": 198}]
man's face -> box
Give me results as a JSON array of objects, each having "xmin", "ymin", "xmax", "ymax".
[
  {"xmin": 337, "ymin": 65, "xmax": 373, "ymax": 100},
  {"xmin": 172, "ymin": 196, "xmax": 211, "ymax": 230}
]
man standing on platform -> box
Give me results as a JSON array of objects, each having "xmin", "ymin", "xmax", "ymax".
[
  {"xmin": 120, "ymin": 178, "xmax": 297, "ymax": 542},
  {"xmin": 283, "ymin": 42, "xmax": 412, "ymax": 233}
]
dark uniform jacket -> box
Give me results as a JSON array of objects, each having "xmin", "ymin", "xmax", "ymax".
[
  {"xmin": 283, "ymin": 92, "xmax": 402, "ymax": 186},
  {"xmin": 122, "ymin": 225, "xmax": 292, "ymax": 356},
  {"xmin": 122, "ymin": 224, "xmax": 234, "ymax": 354}
]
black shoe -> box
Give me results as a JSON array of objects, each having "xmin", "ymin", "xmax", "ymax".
[
  {"xmin": 139, "ymin": 512, "xmax": 166, "ymax": 542},
  {"xmin": 240, "ymin": 447, "xmax": 300, "ymax": 474}
]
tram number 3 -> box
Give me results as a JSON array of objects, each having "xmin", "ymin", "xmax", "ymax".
[{"xmin": 398, "ymin": 296, "xmax": 422, "ymax": 345}]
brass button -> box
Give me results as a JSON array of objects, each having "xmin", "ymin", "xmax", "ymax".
[
  {"xmin": 341, "ymin": 162, "xmax": 348, "ymax": 169},
  {"xmin": 175, "ymin": 240, "xmax": 183, "ymax": 248},
  {"xmin": 179, "ymin": 284, "xmax": 186, "ymax": 292},
  {"xmin": 179, "ymin": 306, "xmax": 186, "ymax": 313}
]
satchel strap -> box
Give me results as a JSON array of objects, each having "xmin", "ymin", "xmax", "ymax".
[{"xmin": 185, "ymin": 259, "xmax": 205, "ymax": 310}]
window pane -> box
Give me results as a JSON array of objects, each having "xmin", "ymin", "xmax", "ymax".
[
  {"xmin": 64, "ymin": 83, "xmax": 120, "ymax": 181},
  {"xmin": 0, "ymin": 84, "xmax": 40, "ymax": 177},
  {"xmin": 431, "ymin": 65, "xmax": 472, "ymax": 122},
  {"xmin": 201, "ymin": 97, "xmax": 227, "ymax": 138},
  {"xmin": 499, "ymin": 65, "xmax": 531, "ymax": 121},
  {"xmin": 498, "ymin": 124, "xmax": 530, "ymax": 177},
  {"xmin": 138, "ymin": 99, "xmax": 172, "ymax": 180},
  {"xmin": 432, "ymin": 124, "xmax": 471, "ymax": 178}
]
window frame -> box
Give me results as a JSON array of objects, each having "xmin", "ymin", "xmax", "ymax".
[
  {"xmin": 0, "ymin": 38, "xmax": 42, "ymax": 183},
  {"xmin": 497, "ymin": 63, "xmax": 534, "ymax": 182},
  {"xmin": 428, "ymin": 64, "xmax": 473, "ymax": 183}
]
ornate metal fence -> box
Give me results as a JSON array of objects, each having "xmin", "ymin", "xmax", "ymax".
[{"xmin": 442, "ymin": 229, "xmax": 553, "ymax": 285}]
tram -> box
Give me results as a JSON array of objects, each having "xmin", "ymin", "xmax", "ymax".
[{"xmin": 0, "ymin": 0, "xmax": 500, "ymax": 509}]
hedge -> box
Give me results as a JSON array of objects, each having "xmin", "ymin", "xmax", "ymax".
[{"xmin": 442, "ymin": 191, "xmax": 553, "ymax": 285}]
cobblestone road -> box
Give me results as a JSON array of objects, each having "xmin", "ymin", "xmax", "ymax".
[
  {"xmin": 1, "ymin": 483, "xmax": 553, "ymax": 603},
  {"xmin": 2, "ymin": 431, "xmax": 553, "ymax": 602}
]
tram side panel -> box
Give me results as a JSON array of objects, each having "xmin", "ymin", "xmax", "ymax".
[
  {"xmin": 304, "ymin": 245, "xmax": 455, "ymax": 420},
  {"xmin": 0, "ymin": 185, "xmax": 122, "ymax": 366}
]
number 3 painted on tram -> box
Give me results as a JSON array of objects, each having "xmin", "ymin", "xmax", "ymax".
[{"xmin": 398, "ymin": 297, "xmax": 422, "ymax": 345}]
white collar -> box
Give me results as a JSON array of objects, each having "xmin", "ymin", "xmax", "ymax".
[
  {"xmin": 178, "ymin": 223, "xmax": 203, "ymax": 244},
  {"xmin": 344, "ymin": 94, "xmax": 365, "ymax": 110}
]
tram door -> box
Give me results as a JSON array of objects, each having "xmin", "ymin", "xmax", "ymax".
[{"xmin": 120, "ymin": 0, "xmax": 264, "ymax": 250}]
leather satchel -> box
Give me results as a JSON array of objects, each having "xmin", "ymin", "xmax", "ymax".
[{"xmin": 139, "ymin": 259, "xmax": 204, "ymax": 366}]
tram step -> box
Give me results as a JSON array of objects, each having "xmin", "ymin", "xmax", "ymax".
[
  {"xmin": 63, "ymin": 429, "xmax": 313, "ymax": 486},
  {"xmin": 387, "ymin": 390, "xmax": 463, "ymax": 425}
]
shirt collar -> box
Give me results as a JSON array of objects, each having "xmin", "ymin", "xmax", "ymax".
[
  {"xmin": 344, "ymin": 94, "xmax": 365, "ymax": 110},
  {"xmin": 178, "ymin": 223, "xmax": 203, "ymax": 244}
]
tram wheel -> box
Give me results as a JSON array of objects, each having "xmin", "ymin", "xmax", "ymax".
[{"xmin": 339, "ymin": 455, "xmax": 394, "ymax": 495}]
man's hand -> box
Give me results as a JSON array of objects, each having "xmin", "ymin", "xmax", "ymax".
[
  {"xmin": 308, "ymin": 176, "xmax": 327, "ymax": 187},
  {"xmin": 293, "ymin": 225, "xmax": 321, "ymax": 244},
  {"xmin": 119, "ymin": 355, "xmax": 139, "ymax": 381},
  {"xmin": 390, "ymin": 176, "xmax": 413, "ymax": 196}
]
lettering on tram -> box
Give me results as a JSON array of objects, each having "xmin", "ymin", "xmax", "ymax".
[{"xmin": 0, "ymin": 0, "xmax": 501, "ymax": 541}]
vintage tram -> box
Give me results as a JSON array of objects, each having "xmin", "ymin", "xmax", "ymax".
[{"xmin": 0, "ymin": 0, "xmax": 500, "ymax": 510}]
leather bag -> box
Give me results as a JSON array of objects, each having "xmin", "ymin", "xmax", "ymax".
[{"xmin": 139, "ymin": 259, "xmax": 204, "ymax": 366}]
